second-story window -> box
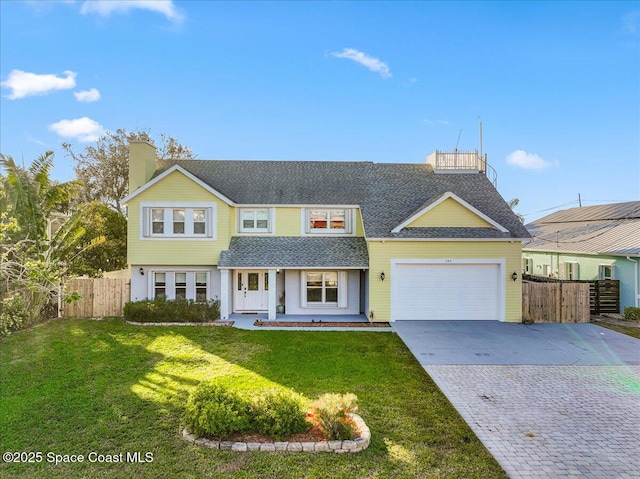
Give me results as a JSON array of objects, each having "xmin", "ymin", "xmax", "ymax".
[
  {"xmin": 307, "ymin": 209, "xmax": 351, "ymax": 234},
  {"xmin": 240, "ymin": 209, "xmax": 271, "ymax": 233},
  {"xmin": 173, "ymin": 209, "xmax": 185, "ymax": 234},
  {"xmin": 142, "ymin": 204, "xmax": 215, "ymax": 239}
]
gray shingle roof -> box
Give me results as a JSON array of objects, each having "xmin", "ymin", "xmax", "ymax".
[
  {"xmin": 218, "ymin": 236, "xmax": 369, "ymax": 268},
  {"xmin": 524, "ymin": 201, "xmax": 640, "ymax": 256},
  {"xmin": 155, "ymin": 159, "xmax": 530, "ymax": 239}
]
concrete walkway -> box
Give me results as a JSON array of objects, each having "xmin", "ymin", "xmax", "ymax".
[
  {"xmin": 393, "ymin": 321, "xmax": 640, "ymax": 478},
  {"xmin": 230, "ymin": 313, "xmax": 392, "ymax": 331}
]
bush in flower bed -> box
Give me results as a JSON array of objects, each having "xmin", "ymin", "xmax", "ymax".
[
  {"xmin": 624, "ymin": 306, "xmax": 640, "ymax": 321},
  {"xmin": 309, "ymin": 393, "xmax": 359, "ymax": 440},
  {"xmin": 250, "ymin": 388, "xmax": 311, "ymax": 440},
  {"xmin": 184, "ymin": 381, "xmax": 310, "ymax": 440},
  {"xmin": 123, "ymin": 299, "xmax": 220, "ymax": 323}
]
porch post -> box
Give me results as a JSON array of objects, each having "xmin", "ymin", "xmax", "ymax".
[
  {"xmin": 268, "ymin": 269, "xmax": 277, "ymax": 320},
  {"xmin": 220, "ymin": 269, "xmax": 230, "ymax": 320}
]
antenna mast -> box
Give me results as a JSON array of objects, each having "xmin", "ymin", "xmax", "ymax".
[
  {"xmin": 479, "ymin": 120, "xmax": 483, "ymax": 158},
  {"xmin": 455, "ymin": 129, "xmax": 462, "ymax": 151}
]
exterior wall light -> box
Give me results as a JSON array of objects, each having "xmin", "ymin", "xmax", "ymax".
[
  {"xmin": 380, "ymin": 271, "xmax": 385, "ymax": 281},
  {"xmin": 139, "ymin": 267, "xmax": 144, "ymax": 276},
  {"xmin": 512, "ymin": 271, "xmax": 518, "ymax": 281}
]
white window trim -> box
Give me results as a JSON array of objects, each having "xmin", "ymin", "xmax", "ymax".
[
  {"xmin": 302, "ymin": 208, "xmax": 355, "ymax": 236},
  {"xmin": 564, "ymin": 262, "xmax": 579, "ymax": 281},
  {"xmin": 599, "ymin": 264, "xmax": 615, "ymax": 280},
  {"xmin": 237, "ymin": 208, "xmax": 274, "ymax": 234},
  {"xmin": 300, "ymin": 271, "xmax": 348, "ymax": 308},
  {"xmin": 148, "ymin": 270, "xmax": 211, "ymax": 301},
  {"xmin": 522, "ymin": 257, "xmax": 533, "ymax": 275},
  {"xmin": 140, "ymin": 202, "xmax": 216, "ymax": 240}
]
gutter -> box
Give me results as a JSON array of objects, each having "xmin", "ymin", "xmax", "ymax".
[{"xmin": 627, "ymin": 256, "xmax": 639, "ymax": 308}]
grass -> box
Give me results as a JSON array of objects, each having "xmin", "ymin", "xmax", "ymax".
[
  {"xmin": 592, "ymin": 320, "xmax": 640, "ymax": 339},
  {"xmin": 0, "ymin": 318, "xmax": 506, "ymax": 479}
]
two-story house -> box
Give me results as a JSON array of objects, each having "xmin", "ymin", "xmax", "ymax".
[{"xmin": 123, "ymin": 141, "xmax": 530, "ymax": 322}]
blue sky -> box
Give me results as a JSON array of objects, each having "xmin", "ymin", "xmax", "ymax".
[{"xmin": 1, "ymin": 1, "xmax": 638, "ymax": 222}]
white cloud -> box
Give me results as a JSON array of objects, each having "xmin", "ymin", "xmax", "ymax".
[
  {"xmin": 74, "ymin": 88, "xmax": 101, "ymax": 102},
  {"xmin": 80, "ymin": 0, "xmax": 184, "ymax": 23},
  {"xmin": 49, "ymin": 117, "xmax": 105, "ymax": 142},
  {"xmin": 1, "ymin": 70, "xmax": 77, "ymax": 99},
  {"xmin": 330, "ymin": 48, "xmax": 392, "ymax": 79},
  {"xmin": 506, "ymin": 150, "xmax": 553, "ymax": 170}
]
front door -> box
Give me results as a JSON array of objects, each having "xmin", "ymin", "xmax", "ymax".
[{"xmin": 234, "ymin": 270, "xmax": 268, "ymax": 312}]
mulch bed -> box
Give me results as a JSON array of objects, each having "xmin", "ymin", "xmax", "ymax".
[{"xmin": 254, "ymin": 321, "xmax": 390, "ymax": 328}]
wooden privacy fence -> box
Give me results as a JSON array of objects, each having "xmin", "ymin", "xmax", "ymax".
[
  {"xmin": 522, "ymin": 275, "xmax": 620, "ymax": 315},
  {"xmin": 522, "ymin": 281, "xmax": 590, "ymax": 323},
  {"xmin": 62, "ymin": 278, "xmax": 130, "ymax": 318}
]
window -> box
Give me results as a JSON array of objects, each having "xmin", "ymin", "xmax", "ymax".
[
  {"xmin": 306, "ymin": 209, "xmax": 351, "ymax": 234},
  {"xmin": 542, "ymin": 264, "xmax": 551, "ymax": 277},
  {"xmin": 305, "ymin": 272, "xmax": 338, "ymax": 305},
  {"xmin": 565, "ymin": 262, "xmax": 579, "ymax": 280},
  {"xmin": 522, "ymin": 258, "xmax": 533, "ymax": 275},
  {"xmin": 142, "ymin": 204, "xmax": 214, "ymax": 238},
  {"xmin": 599, "ymin": 265, "xmax": 614, "ymax": 280},
  {"xmin": 175, "ymin": 272, "xmax": 187, "ymax": 300},
  {"xmin": 154, "ymin": 273, "xmax": 166, "ymax": 300},
  {"xmin": 193, "ymin": 209, "xmax": 206, "ymax": 234},
  {"xmin": 151, "ymin": 271, "xmax": 209, "ymax": 301},
  {"xmin": 196, "ymin": 273, "xmax": 208, "ymax": 302},
  {"xmin": 152, "ymin": 209, "xmax": 164, "ymax": 234},
  {"xmin": 240, "ymin": 209, "xmax": 270, "ymax": 232},
  {"xmin": 173, "ymin": 209, "xmax": 185, "ymax": 234}
]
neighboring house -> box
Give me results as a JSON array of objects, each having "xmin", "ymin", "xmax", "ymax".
[
  {"xmin": 524, "ymin": 201, "xmax": 640, "ymax": 311},
  {"xmin": 122, "ymin": 141, "xmax": 530, "ymax": 322}
]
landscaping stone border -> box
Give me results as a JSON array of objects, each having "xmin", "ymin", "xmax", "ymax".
[
  {"xmin": 182, "ymin": 413, "xmax": 371, "ymax": 453},
  {"xmin": 124, "ymin": 320, "xmax": 233, "ymax": 327}
]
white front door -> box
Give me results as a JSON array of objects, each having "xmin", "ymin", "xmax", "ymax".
[{"xmin": 234, "ymin": 270, "xmax": 268, "ymax": 312}]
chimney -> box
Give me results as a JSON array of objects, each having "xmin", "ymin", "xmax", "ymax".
[{"xmin": 128, "ymin": 140, "xmax": 157, "ymax": 194}]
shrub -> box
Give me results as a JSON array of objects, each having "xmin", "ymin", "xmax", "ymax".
[
  {"xmin": 123, "ymin": 299, "xmax": 220, "ymax": 323},
  {"xmin": 250, "ymin": 388, "xmax": 310, "ymax": 440},
  {"xmin": 624, "ymin": 307, "xmax": 640, "ymax": 321},
  {"xmin": 310, "ymin": 393, "xmax": 358, "ymax": 440},
  {"xmin": 184, "ymin": 382, "xmax": 251, "ymax": 438},
  {"xmin": 0, "ymin": 294, "xmax": 30, "ymax": 337}
]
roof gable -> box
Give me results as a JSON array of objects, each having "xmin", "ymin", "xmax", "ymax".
[
  {"xmin": 122, "ymin": 165, "xmax": 234, "ymax": 205},
  {"xmin": 391, "ymin": 192, "xmax": 509, "ymax": 233}
]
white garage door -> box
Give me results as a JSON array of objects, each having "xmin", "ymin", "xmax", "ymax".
[{"xmin": 392, "ymin": 262, "xmax": 502, "ymax": 320}]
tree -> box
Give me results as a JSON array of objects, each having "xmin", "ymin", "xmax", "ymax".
[
  {"xmin": 508, "ymin": 198, "xmax": 525, "ymax": 224},
  {"xmin": 62, "ymin": 129, "xmax": 197, "ymax": 211},
  {"xmin": 0, "ymin": 152, "xmax": 98, "ymax": 333},
  {"xmin": 63, "ymin": 202, "xmax": 127, "ymax": 277}
]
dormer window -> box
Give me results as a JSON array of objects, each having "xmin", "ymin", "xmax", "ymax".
[
  {"xmin": 305, "ymin": 209, "xmax": 352, "ymax": 234},
  {"xmin": 239, "ymin": 209, "xmax": 272, "ymax": 233}
]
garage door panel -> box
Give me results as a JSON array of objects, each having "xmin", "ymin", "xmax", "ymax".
[{"xmin": 392, "ymin": 263, "xmax": 501, "ymax": 321}]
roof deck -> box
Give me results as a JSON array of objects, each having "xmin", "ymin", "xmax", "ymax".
[{"xmin": 426, "ymin": 149, "xmax": 497, "ymax": 186}]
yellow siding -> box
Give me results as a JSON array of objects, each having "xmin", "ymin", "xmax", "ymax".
[
  {"xmin": 368, "ymin": 241, "xmax": 523, "ymax": 322},
  {"xmin": 272, "ymin": 207, "xmax": 364, "ymax": 237},
  {"xmin": 274, "ymin": 207, "xmax": 301, "ymax": 236},
  {"xmin": 407, "ymin": 197, "xmax": 493, "ymax": 228},
  {"xmin": 127, "ymin": 171, "xmax": 231, "ymax": 265}
]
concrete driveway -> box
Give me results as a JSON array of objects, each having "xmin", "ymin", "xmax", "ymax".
[{"xmin": 393, "ymin": 321, "xmax": 640, "ymax": 478}]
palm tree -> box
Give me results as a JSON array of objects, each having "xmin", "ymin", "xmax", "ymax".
[{"xmin": 508, "ymin": 198, "xmax": 525, "ymax": 224}]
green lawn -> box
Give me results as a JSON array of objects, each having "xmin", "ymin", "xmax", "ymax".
[
  {"xmin": 593, "ymin": 320, "xmax": 640, "ymax": 339},
  {"xmin": 0, "ymin": 319, "xmax": 506, "ymax": 479}
]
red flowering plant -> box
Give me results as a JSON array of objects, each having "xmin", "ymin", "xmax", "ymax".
[{"xmin": 308, "ymin": 393, "xmax": 358, "ymax": 440}]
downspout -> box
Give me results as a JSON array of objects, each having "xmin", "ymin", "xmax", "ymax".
[{"xmin": 627, "ymin": 256, "xmax": 639, "ymax": 307}]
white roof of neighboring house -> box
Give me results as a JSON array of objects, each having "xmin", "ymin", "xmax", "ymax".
[{"xmin": 524, "ymin": 201, "xmax": 640, "ymax": 256}]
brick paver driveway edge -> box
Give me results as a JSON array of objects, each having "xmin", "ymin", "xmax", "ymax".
[{"xmin": 425, "ymin": 365, "xmax": 640, "ymax": 479}]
